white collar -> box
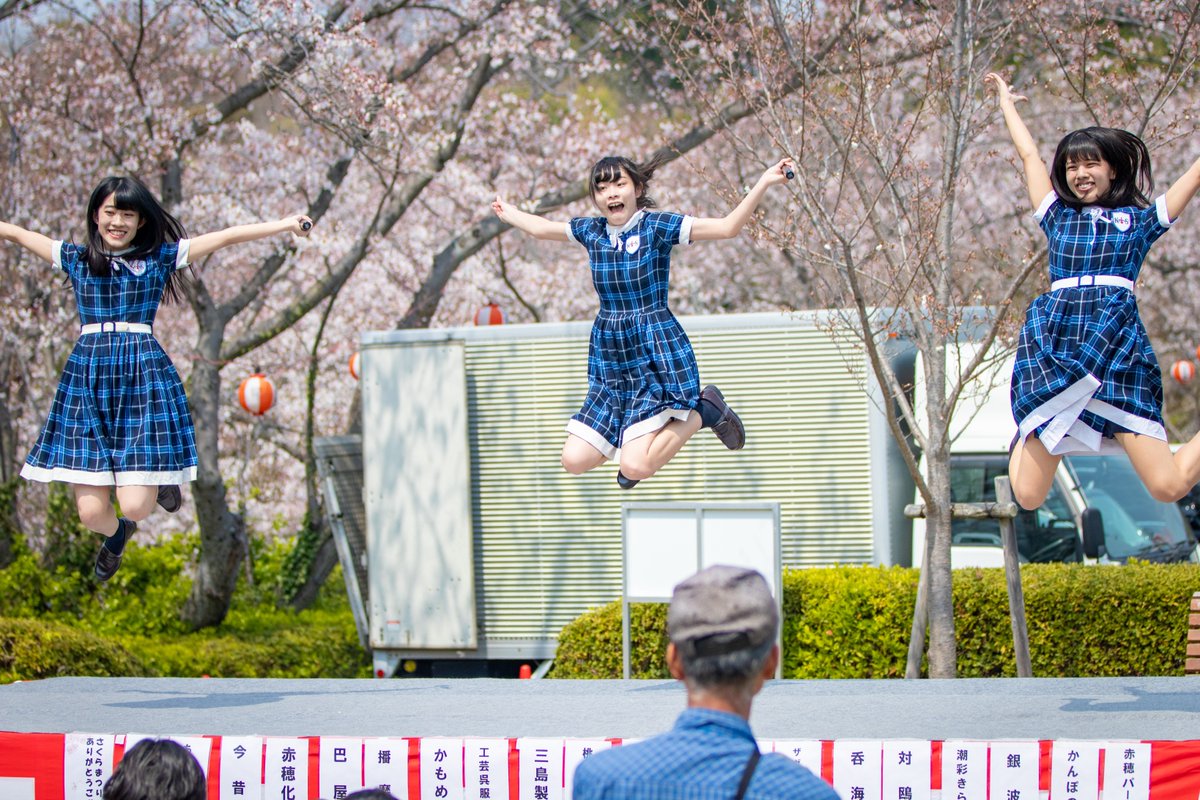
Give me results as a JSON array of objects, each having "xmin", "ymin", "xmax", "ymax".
[{"xmin": 606, "ymin": 209, "xmax": 644, "ymax": 246}]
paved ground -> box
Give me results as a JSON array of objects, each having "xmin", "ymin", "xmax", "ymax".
[{"xmin": 2, "ymin": 676, "xmax": 1199, "ymax": 740}]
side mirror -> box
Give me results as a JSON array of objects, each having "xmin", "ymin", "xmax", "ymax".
[{"xmin": 1081, "ymin": 507, "xmax": 1106, "ymax": 559}]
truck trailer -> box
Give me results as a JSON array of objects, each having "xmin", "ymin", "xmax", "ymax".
[{"xmin": 319, "ymin": 311, "xmax": 917, "ymax": 677}]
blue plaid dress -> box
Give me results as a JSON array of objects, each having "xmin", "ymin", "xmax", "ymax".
[
  {"xmin": 20, "ymin": 240, "xmax": 198, "ymax": 486},
  {"xmin": 565, "ymin": 210, "xmax": 699, "ymax": 459},
  {"xmin": 1011, "ymin": 192, "xmax": 1173, "ymax": 455}
]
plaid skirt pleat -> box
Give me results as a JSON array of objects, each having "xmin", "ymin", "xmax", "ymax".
[
  {"xmin": 21, "ymin": 333, "xmax": 198, "ymax": 486},
  {"xmin": 1011, "ymin": 286, "xmax": 1164, "ymax": 455},
  {"xmin": 570, "ymin": 308, "xmax": 700, "ymax": 454}
]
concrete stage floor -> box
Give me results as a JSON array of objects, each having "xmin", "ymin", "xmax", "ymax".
[{"xmin": 2, "ymin": 676, "xmax": 1199, "ymax": 740}]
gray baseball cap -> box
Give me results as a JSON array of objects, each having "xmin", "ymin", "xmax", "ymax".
[{"xmin": 667, "ymin": 565, "xmax": 778, "ymax": 658}]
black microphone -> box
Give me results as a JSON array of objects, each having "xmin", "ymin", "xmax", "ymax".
[{"xmin": 300, "ymin": 220, "xmax": 312, "ymax": 231}]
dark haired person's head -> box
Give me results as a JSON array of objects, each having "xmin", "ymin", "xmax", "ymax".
[
  {"xmin": 345, "ymin": 790, "xmax": 401, "ymax": 800},
  {"xmin": 84, "ymin": 175, "xmax": 190, "ymax": 302},
  {"xmin": 104, "ymin": 738, "xmax": 206, "ymax": 800},
  {"xmin": 1050, "ymin": 127, "xmax": 1153, "ymax": 210},
  {"xmin": 86, "ymin": 176, "xmax": 185, "ymax": 255},
  {"xmin": 588, "ymin": 153, "xmax": 672, "ymax": 216}
]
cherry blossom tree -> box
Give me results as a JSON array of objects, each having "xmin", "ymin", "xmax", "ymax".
[{"xmin": 0, "ymin": 0, "xmax": 805, "ymax": 626}]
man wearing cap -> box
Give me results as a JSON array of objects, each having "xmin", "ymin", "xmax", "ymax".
[{"xmin": 572, "ymin": 565, "xmax": 838, "ymax": 799}]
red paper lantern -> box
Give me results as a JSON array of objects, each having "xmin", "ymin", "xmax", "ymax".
[
  {"xmin": 1194, "ymin": 344, "xmax": 1200, "ymax": 361},
  {"xmin": 238, "ymin": 373, "xmax": 275, "ymax": 415},
  {"xmin": 349, "ymin": 352, "xmax": 360, "ymax": 380},
  {"xmin": 1171, "ymin": 360, "xmax": 1195, "ymax": 385},
  {"xmin": 474, "ymin": 302, "xmax": 505, "ymax": 326}
]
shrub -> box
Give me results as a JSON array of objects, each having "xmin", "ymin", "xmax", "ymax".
[
  {"xmin": 0, "ymin": 617, "xmax": 149, "ymax": 682},
  {"xmin": 0, "ymin": 531, "xmax": 371, "ymax": 681},
  {"xmin": 551, "ymin": 564, "xmax": 1200, "ymax": 679}
]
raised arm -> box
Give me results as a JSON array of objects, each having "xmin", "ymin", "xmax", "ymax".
[
  {"xmin": 187, "ymin": 214, "xmax": 312, "ymax": 261},
  {"xmin": 1163, "ymin": 156, "xmax": 1200, "ymax": 222},
  {"xmin": 491, "ymin": 196, "xmax": 570, "ymax": 242},
  {"xmin": 0, "ymin": 221, "xmax": 56, "ymax": 264},
  {"xmin": 689, "ymin": 158, "xmax": 794, "ymax": 241},
  {"xmin": 986, "ymin": 73, "xmax": 1052, "ymax": 210}
]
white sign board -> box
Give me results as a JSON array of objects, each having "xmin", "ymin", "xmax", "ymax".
[{"xmin": 621, "ymin": 503, "xmax": 781, "ymax": 678}]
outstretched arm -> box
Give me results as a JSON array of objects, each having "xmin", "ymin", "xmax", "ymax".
[
  {"xmin": 986, "ymin": 72, "xmax": 1052, "ymax": 210},
  {"xmin": 1164, "ymin": 157, "xmax": 1200, "ymax": 221},
  {"xmin": 0, "ymin": 221, "xmax": 55, "ymax": 264},
  {"xmin": 689, "ymin": 158, "xmax": 794, "ymax": 241},
  {"xmin": 491, "ymin": 196, "xmax": 570, "ymax": 242},
  {"xmin": 188, "ymin": 214, "xmax": 312, "ymax": 261}
]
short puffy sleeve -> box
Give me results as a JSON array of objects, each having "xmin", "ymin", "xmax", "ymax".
[
  {"xmin": 1034, "ymin": 191, "xmax": 1062, "ymax": 237},
  {"xmin": 53, "ymin": 241, "xmax": 86, "ymax": 275},
  {"xmin": 645, "ymin": 211, "xmax": 692, "ymax": 247},
  {"xmin": 568, "ymin": 217, "xmax": 596, "ymax": 246},
  {"xmin": 156, "ymin": 241, "xmax": 189, "ymax": 273}
]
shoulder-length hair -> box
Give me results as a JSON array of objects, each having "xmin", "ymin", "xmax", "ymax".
[{"xmin": 1050, "ymin": 127, "xmax": 1152, "ymax": 210}]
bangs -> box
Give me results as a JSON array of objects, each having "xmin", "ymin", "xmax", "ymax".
[
  {"xmin": 1059, "ymin": 132, "xmax": 1104, "ymax": 165},
  {"xmin": 590, "ymin": 157, "xmax": 628, "ymax": 190},
  {"xmin": 109, "ymin": 180, "xmax": 149, "ymax": 212}
]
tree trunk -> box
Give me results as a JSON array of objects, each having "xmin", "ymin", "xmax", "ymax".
[
  {"xmin": 181, "ymin": 330, "xmax": 247, "ymax": 629},
  {"xmin": 288, "ymin": 534, "xmax": 339, "ymax": 611},
  {"xmin": 924, "ymin": 441, "xmax": 957, "ymax": 678},
  {"xmin": 0, "ymin": 385, "xmax": 21, "ymax": 566}
]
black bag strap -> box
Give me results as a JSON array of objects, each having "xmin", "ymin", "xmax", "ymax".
[{"xmin": 733, "ymin": 746, "xmax": 761, "ymax": 800}]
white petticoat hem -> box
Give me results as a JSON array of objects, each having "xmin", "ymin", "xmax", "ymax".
[
  {"xmin": 20, "ymin": 463, "xmax": 197, "ymax": 486},
  {"xmin": 565, "ymin": 420, "xmax": 619, "ymax": 461},
  {"xmin": 1018, "ymin": 374, "xmax": 1165, "ymax": 456}
]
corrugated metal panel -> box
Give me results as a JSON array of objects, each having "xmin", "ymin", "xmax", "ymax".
[{"xmin": 463, "ymin": 319, "xmax": 874, "ymax": 642}]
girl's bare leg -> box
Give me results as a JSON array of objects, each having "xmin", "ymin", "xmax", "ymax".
[
  {"xmin": 115, "ymin": 485, "xmax": 159, "ymax": 521},
  {"xmin": 73, "ymin": 484, "xmax": 120, "ymax": 535},
  {"xmin": 561, "ymin": 434, "xmax": 609, "ymax": 475},
  {"xmin": 74, "ymin": 484, "xmax": 158, "ymax": 533},
  {"xmin": 1117, "ymin": 432, "xmax": 1200, "ymax": 503},
  {"xmin": 619, "ymin": 412, "xmax": 703, "ymax": 482},
  {"xmin": 1008, "ymin": 432, "xmax": 1062, "ymax": 510}
]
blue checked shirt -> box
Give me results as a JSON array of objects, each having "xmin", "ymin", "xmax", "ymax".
[{"xmin": 571, "ymin": 708, "xmax": 839, "ymax": 800}]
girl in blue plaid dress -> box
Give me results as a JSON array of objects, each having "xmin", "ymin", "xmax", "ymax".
[
  {"xmin": 493, "ymin": 155, "xmax": 794, "ymax": 488},
  {"xmin": 988, "ymin": 73, "xmax": 1200, "ymax": 510},
  {"xmin": 0, "ymin": 176, "xmax": 312, "ymax": 580}
]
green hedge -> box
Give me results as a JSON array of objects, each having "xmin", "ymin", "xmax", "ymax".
[
  {"xmin": 0, "ymin": 534, "xmax": 371, "ymax": 682},
  {"xmin": 551, "ymin": 564, "xmax": 1200, "ymax": 679},
  {"xmin": 0, "ymin": 618, "xmax": 149, "ymax": 682}
]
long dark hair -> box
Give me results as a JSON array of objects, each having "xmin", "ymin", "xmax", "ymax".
[
  {"xmin": 588, "ymin": 153, "xmax": 671, "ymax": 212},
  {"xmin": 103, "ymin": 739, "xmax": 207, "ymax": 800},
  {"xmin": 1050, "ymin": 127, "xmax": 1153, "ymax": 210},
  {"xmin": 84, "ymin": 175, "xmax": 191, "ymax": 304}
]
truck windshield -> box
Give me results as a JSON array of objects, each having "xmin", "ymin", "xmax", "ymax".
[
  {"xmin": 949, "ymin": 456, "xmax": 1081, "ymax": 563},
  {"xmin": 1063, "ymin": 455, "xmax": 1194, "ymax": 562}
]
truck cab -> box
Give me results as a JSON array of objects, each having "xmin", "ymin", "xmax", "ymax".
[
  {"xmin": 917, "ymin": 451, "xmax": 1198, "ymax": 567},
  {"xmin": 912, "ymin": 346, "xmax": 1199, "ymax": 568}
]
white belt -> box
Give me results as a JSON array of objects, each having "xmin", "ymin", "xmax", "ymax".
[
  {"xmin": 80, "ymin": 322, "xmax": 153, "ymax": 335},
  {"xmin": 1049, "ymin": 275, "xmax": 1135, "ymax": 292}
]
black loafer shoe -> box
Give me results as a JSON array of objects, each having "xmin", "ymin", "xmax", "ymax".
[
  {"xmin": 617, "ymin": 471, "xmax": 640, "ymax": 490},
  {"xmin": 701, "ymin": 385, "xmax": 745, "ymax": 450},
  {"xmin": 156, "ymin": 484, "xmax": 182, "ymax": 513},
  {"xmin": 95, "ymin": 520, "xmax": 136, "ymax": 582}
]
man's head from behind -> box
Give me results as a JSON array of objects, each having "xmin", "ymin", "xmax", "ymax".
[{"xmin": 666, "ymin": 565, "xmax": 779, "ymax": 703}]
